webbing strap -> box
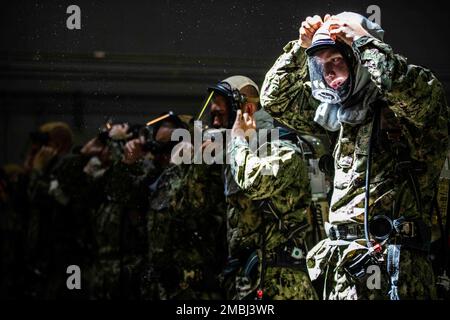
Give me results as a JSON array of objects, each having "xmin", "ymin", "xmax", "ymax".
[{"xmin": 387, "ymin": 244, "xmax": 401, "ymax": 300}]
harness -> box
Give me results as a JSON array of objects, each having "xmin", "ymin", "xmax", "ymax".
[
  {"xmin": 337, "ymin": 101, "xmax": 434, "ymax": 299},
  {"xmin": 224, "ymin": 198, "xmax": 310, "ymax": 300}
]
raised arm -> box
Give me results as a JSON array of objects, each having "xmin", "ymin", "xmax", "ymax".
[
  {"xmin": 260, "ymin": 40, "xmax": 324, "ymax": 135},
  {"xmin": 352, "ymin": 36, "xmax": 447, "ymax": 127}
]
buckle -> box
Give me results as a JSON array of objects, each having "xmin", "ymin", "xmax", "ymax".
[
  {"xmin": 393, "ymin": 217, "xmax": 415, "ymax": 238},
  {"xmin": 266, "ymin": 244, "xmax": 307, "ymax": 270},
  {"xmin": 397, "ymin": 221, "xmax": 415, "ymax": 237}
]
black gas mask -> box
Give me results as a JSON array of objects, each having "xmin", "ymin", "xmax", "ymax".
[
  {"xmin": 206, "ymin": 81, "xmax": 244, "ymax": 129},
  {"xmin": 139, "ymin": 112, "xmax": 186, "ymax": 155},
  {"xmin": 139, "ymin": 126, "xmax": 179, "ymax": 155}
]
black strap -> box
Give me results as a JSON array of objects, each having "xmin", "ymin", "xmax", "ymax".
[
  {"xmin": 257, "ymin": 201, "xmax": 268, "ymax": 300},
  {"xmin": 364, "ymin": 104, "xmax": 381, "ymax": 248},
  {"xmin": 310, "ymin": 202, "xmax": 320, "ymax": 244}
]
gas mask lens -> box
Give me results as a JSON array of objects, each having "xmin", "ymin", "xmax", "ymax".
[{"xmin": 307, "ymin": 50, "xmax": 351, "ymax": 104}]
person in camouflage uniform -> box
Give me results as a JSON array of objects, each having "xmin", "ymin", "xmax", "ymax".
[
  {"xmin": 206, "ymin": 76, "xmax": 318, "ymax": 300},
  {"xmin": 25, "ymin": 121, "xmax": 97, "ymax": 299},
  {"xmin": 88, "ymin": 122, "xmax": 157, "ymax": 299},
  {"xmin": 141, "ymin": 114, "xmax": 228, "ymax": 300},
  {"xmin": 260, "ymin": 12, "xmax": 449, "ymax": 299},
  {"xmin": 145, "ymin": 162, "xmax": 227, "ymax": 300}
]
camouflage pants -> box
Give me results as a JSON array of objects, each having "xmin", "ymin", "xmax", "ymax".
[
  {"xmin": 263, "ymin": 267, "xmax": 318, "ymax": 300},
  {"xmin": 89, "ymin": 259, "xmax": 121, "ymax": 299},
  {"xmin": 145, "ymin": 265, "xmax": 225, "ymax": 300},
  {"xmin": 89, "ymin": 255, "xmax": 144, "ymax": 299},
  {"xmin": 230, "ymin": 266, "xmax": 318, "ymax": 300},
  {"xmin": 327, "ymin": 249, "xmax": 437, "ymax": 300}
]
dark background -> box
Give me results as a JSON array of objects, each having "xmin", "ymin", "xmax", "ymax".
[{"xmin": 1, "ymin": 0, "xmax": 449, "ymax": 165}]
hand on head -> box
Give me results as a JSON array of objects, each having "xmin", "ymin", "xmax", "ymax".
[
  {"xmin": 327, "ymin": 16, "xmax": 371, "ymax": 46},
  {"xmin": 299, "ymin": 14, "xmax": 370, "ymax": 48}
]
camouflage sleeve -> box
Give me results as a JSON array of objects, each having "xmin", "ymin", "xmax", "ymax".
[
  {"xmin": 353, "ymin": 36, "xmax": 448, "ymax": 127},
  {"xmin": 28, "ymin": 155, "xmax": 89, "ymax": 205},
  {"xmin": 178, "ymin": 164, "xmax": 211, "ymax": 211},
  {"xmin": 45, "ymin": 154, "xmax": 90, "ymax": 205},
  {"xmin": 260, "ymin": 40, "xmax": 325, "ymax": 135},
  {"xmin": 54, "ymin": 155, "xmax": 90, "ymax": 194},
  {"xmin": 228, "ymin": 136, "xmax": 306, "ymax": 200}
]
